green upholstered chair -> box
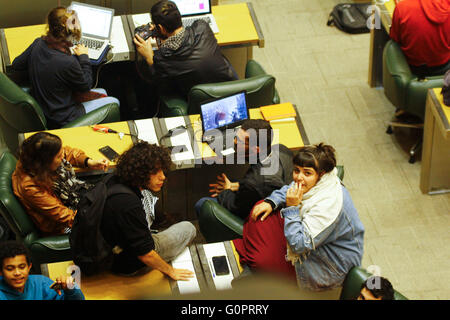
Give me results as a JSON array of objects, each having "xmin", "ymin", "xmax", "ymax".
[
  {"xmin": 339, "ymin": 266, "xmax": 408, "ymax": 300},
  {"xmin": 0, "ymin": 151, "xmax": 72, "ymax": 272},
  {"xmin": 0, "ymin": 72, "xmax": 121, "ymax": 156},
  {"xmin": 382, "ymin": 40, "xmax": 445, "ymax": 163},
  {"xmin": 158, "ymin": 59, "xmax": 280, "ymax": 117},
  {"xmin": 197, "ymin": 165, "xmax": 345, "ymax": 243}
]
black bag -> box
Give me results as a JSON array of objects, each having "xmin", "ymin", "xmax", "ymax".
[
  {"xmin": 442, "ymin": 70, "xmax": 450, "ymax": 106},
  {"xmin": 327, "ymin": 2, "xmax": 372, "ymax": 34},
  {"xmin": 69, "ymin": 174, "xmax": 135, "ymax": 276}
]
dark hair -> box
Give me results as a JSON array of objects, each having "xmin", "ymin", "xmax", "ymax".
[
  {"xmin": 240, "ymin": 119, "xmax": 273, "ymax": 155},
  {"xmin": 115, "ymin": 141, "xmax": 172, "ymax": 189},
  {"xmin": 293, "ymin": 143, "xmax": 336, "ymax": 174},
  {"xmin": 19, "ymin": 132, "xmax": 62, "ymax": 187},
  {"xmin": 151, "ymin": 0, "xmax": 182, "ymax": 34},
  {"xmin": 0, "ymin": 241, "xmax": 31, "ymax": 268},
  {"xmin": 361, "ymin": 276, "xmax": 395, "ymax": 300}
]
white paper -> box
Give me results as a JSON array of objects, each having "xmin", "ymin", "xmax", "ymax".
[
  {"xmin": 164, "ymin": 117, "xmax": 195, "ymax": 162},
  {"xmin": 110, "ymin": 16, "xmax": 129, "ymax": 58},
  {"xmin": 172, "ymin": 247, "xmax": 201, "ymax": 294},
  {"xmin": 134, "ymin": 119, "xmax": 159, "ymax": 145},
  {"xmin": 132, "ymin": 13, "xmax": 151, "ymax": 28},
  {"xmin": 202, "ymin": 243, "xmax": 234, "ymax": 290}
]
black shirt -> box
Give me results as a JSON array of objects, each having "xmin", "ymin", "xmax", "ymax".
[
  {"xmin": 101, "ymin": 175, "xmax": 155, "ymax": 274},
  {"xmin": 11, "ymin": 37, "xmax": 92, "ymax": 128}
]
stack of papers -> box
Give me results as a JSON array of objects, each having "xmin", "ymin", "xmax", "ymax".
[
  {"xmin": 171, "ymin": 247, "xmax": 201, "ymax": 294},
  {"xmin": 260, "ymin": 102, "xmax": 296, "ymax": 122},
  {"xmin": 134, "ymin": 119, "xmax": 159, "ymax": 145}
]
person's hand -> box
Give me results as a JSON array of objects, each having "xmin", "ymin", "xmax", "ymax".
[
  {"xmin": 73, "ymin": 44, "xmax": 89, "ymax": 56},
  {"xmin": 87, "ymin": 159, "xmax": 109, "ymax": 171},
  {"xmin": 209, "ymin": 173, "xmax": 238, "ymax": 197},
  {"xmin": 133, "ymin": 33, "xmax": 154, "ymax": 65},
  {"xmin": 168, "ymin": 268, "xmax": 195, "ymax": 281},
  {"xmin": 251, "ymin": 201, "xmax": 273, "ymax": 222},
  {"xmin": 286, "ymin": 182, "xmax": 303, "ymax": 207},
  {"xmin": 50, "ymin": 275, "xmax": 74, "ymax": 295}
]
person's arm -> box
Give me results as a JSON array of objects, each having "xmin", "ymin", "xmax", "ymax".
[
  {"xmin": 138, "ymin": 250, "xmax": 194, "ymax": 281},
  {"xmin": 62, "ymin": 46, "xmax": 93, "ymax": 92},
  {"xmin": 133, "ymin": 34, "xmax": 154, "ymax": 66}
]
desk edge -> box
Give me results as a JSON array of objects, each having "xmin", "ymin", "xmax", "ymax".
[{"xmin": 247, "ymin": 2, "xmax": 264, "ymax": 48}]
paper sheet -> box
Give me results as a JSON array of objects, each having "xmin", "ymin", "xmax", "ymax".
[
  {"xmin": 202, "ymin": 243, "xmax": 234, "ymax": 290},
  {"xmin": 171, "ymin": 247, "xmax": 201, "ymax": 294},
  {"xmin": 163, "ymin": 117, "xmax": 195, "ymax": 163},
  {"xmin": 134, "ymin": 119, "xmax": 159, "ymax": 145},
  {"xmin": 110, "ymin": 16, "xmax": 129, "ymax": 57}
]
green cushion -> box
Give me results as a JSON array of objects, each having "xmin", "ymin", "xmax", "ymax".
[
  {"xmin": 61, "ymin": 103, "xmax": 121, "ymax": 128},
  {"xmin": 339, "ymin": 266, "xmax": 408, "ymax": 300},
  {"xmin": 383, "ymin": 40, "xmax": 445, "ymax": 120}
]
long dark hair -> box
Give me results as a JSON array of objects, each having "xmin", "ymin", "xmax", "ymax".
[{"xmin": 19, "ymin": 132, "xmax": 62, "ymax": 187}]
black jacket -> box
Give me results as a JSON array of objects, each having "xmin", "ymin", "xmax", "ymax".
[
  {"xmin": 217, "ymin": 144, "xmax": 294, "ymax": 219},
  {"xmin": 152, "ymin": 20, "xmax": 237, "ymax": 98},
  {"xmin": 11, "ymin": 38, "xmax": 91, "ymax": 128}
]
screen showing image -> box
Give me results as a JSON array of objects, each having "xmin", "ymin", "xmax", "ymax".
[
  {"xmin": 201, "ymin": 92, "xmax": 248, "ymax": 132},
  {"xmin": 172, "ymin": 0, "xmax": 210, "ymax": 16},
  {"xmin": 70, "ymin": 3, "xmax": 113, "ymax": 38}
]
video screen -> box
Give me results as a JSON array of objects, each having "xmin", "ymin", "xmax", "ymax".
[{"xmin": 201, "ymin": 92, "xmax": 248, "ymax": 132}]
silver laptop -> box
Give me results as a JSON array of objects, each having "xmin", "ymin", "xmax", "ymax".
[
  {"xmin": 69, "ymin": 1, "xmax": 115, "ymax": 61},
  {"xmin": 172, "ymin": 0, "xmax": 219, "ymax": 34}
]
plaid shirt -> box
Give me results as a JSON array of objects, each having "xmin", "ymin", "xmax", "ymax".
[{"xmin": 160, "ymin": 28, "xmax": 186, "ymax": 51}]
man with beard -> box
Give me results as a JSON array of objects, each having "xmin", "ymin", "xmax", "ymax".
[{"xmin": 195, "ymin": 119, "xmax": 294, "ymax": 240}]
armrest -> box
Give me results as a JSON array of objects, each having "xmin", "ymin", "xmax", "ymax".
[
  {"xmin": 159, "ymin": 95, "xmax": 189, "ymax": 117},
  {"xmin": 245, "ymin": 59, "xmax": 280, "ymax": 105},
  {"xmin": 198, "ymin": 200, "xmax": 244, "ymax": 243},
  {"xmin": 62, "ymin": 103, "xmax": 120, "ymax": 128}
]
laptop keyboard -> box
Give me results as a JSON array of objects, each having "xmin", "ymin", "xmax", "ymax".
[
  {"xmin": 182, "ymin": 16, "xmax": 212, "ymax": 27},
  {"xmin": 74, "ymin": 38, "xmax": 104, "ymax": 50}
]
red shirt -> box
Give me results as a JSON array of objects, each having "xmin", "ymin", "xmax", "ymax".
[{"xmin": 390, "ymin": 0, "xmax": 450, "ymax": 67}]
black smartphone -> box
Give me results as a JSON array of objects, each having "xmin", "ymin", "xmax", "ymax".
[
  {"xmin": 212, "ymin": 255, "xmax": 230, "ymax": 276},
  {"xmin": 134, "ymin": 23, "xmax": 158, "ymax": 40},
  {"xmin": 99, "ymin": 145, "xmax": 120, "ymax": 162}
]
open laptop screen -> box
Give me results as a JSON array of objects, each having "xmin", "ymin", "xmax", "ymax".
[
  {"xmin": 69, "ymin": 2, "xmax": 114, "ymax": 39},
  {"xmin": 200, "ymin": 91, "xmax": 249, "ymax": 133},
  {"xmin": 171, "ymin": 0, "xmax": 211, "ymax": 16}
]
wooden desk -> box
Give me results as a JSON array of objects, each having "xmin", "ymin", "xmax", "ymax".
[
  {"xmin": 368, "ymin": 0, "xmax": 395, "ymax": 88},
  {"xmin": 420, "ymin": 88, "xmax": 450, "ymax": 194},
  {"xmin": 41, "ymin": 260, "xmax": 171, "ymax": 300}
]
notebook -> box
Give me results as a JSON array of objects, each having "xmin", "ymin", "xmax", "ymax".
[
  {"xmin": 172, "ymin": 0, "xmax": 219, "ymax": 34},
  {"xmin": 260, "ymin": 102, "xmax": 296, "ymax": 121},
  {"xmin": 200, "ymin": 91, "xmax": 249, "ymax": 151},
  {"xmin": 69, "ymin": 1, "xmax": 115, "ymax": 63}
]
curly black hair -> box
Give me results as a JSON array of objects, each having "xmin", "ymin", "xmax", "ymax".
[
  {"xmin": 115, "ymin": 141, "xmax": 172, "ymax": 189},
  {"xmin": 360, "ymin": 276, "xmax": 395, "ymax": 300},
  {"xmin": 0, "ymin": 241, "xmax": 31, "ymax": 268}
]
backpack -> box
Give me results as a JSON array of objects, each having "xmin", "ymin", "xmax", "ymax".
[
  {"xmin": 442, "ymin": 70, "xmax": 450, "ymax": 106},
  {"xmin": 327, "ymin": 2, "xmax": 372, "ymax": 34},
  {"xmin": 69, "ymin": 174, "xmax": 135, "ymax": 276}
]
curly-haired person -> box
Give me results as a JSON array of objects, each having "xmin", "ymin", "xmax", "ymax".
[{"xmin": 100, "ymin": 141, "xmax": 196, "ymax": 279}]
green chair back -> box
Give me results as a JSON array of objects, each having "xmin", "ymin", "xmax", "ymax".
[{"xmin": 0, "ymin": 72, "xmax": 47, "ymax": 155}]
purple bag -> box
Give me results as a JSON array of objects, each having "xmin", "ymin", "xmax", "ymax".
[{"xmin": 442, "ymin": 70, "xmax": 450, "ymax": 106}]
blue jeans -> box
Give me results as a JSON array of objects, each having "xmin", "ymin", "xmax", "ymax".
[{"xmin": 82, "ymin": 88, "xmax": 120, "ymax": 114}]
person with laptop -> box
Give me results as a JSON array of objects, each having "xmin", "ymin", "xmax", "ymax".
[
  {"xmin": 11, "ymin": 6, "xmax": 120, "ymax": 129},
  {"xmin": 133, "ymin": 0, "xmax": 238, "ymax": 99},
  {"xmin": 195, "ymin": 119, "xmax": 294, "ymax": 242}
]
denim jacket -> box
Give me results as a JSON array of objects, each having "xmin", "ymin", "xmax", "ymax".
[{"xmin": 266, "ymin": 182, "xmax": 365, "ymax": 291}]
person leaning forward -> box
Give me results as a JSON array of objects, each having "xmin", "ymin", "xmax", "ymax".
[{"xmin": 100, "ymin": 141, "xmax": 196, "ymax": 279}]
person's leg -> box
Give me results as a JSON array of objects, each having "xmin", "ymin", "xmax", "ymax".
[
  {"xmin": 82, "ymin": 88, "xmax": 120, "ymax": 114},
  {"xmin": 152, "ymin": 221, "xmax": 196, "ymax": 262},
  {"xmin": 194, "ymin": 197, "xmax": 217, "ymax": 216},
  {"xmin": 233, "ymin": 200, "xmax": 296, "ymax": 281}
]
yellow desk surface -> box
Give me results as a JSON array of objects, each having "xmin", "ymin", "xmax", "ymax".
[
  {"xmin": 45, "ymin": 261, "xmax": 171, "ymax": 300},
  {"xmin": 3, "ymin": 3, "xmax": 261, "ymax": 65},
  {"xmin": 23, "ymin": 121, "xmax": 134, "ymax": 166},
  {"xmin": 433, "ymin": 88, "xmax": 450, "ymax": 127},
  {"xmin": 3, "ymin": 24, "xmax": 46, "ymax": 65},
  {"xmin": 213, "ymin": 3, "xmax": 260, "ymax": 47}
]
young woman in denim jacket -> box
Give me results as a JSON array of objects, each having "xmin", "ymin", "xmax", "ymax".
[{"xmin": 233, "ymin": 143, "xmax": 365, "ymax": 291}]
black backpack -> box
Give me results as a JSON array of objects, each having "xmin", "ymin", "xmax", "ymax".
[
  {"xmin": 327, "ymin": 2, "xmax": 372, "ymax": 34},
  {"xmin": 69, "ymin": 174, "xmax": 135, "ymax": 276}
]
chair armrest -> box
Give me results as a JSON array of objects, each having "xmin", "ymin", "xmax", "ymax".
[
  {"xmin": 336, "ymin": 165, "xmax": 344, "ymax": 181},
  {"xmin": 245, "ymin": 59, "xmax": 280, "ymax": 105},
  {"xmin": 198, "ymin": 200, "xmax": 244, "ymax": 243},
  {"xmin": 62, "ymin": 103, "xmax": 120, "ymax": 128},
  {"xmin": 28, "ymin": 235, "xmax": 72, "ymax": 266},
  {"xmin": 159, "ymin": 95, "xmax": 189, "ymax": 117}
]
